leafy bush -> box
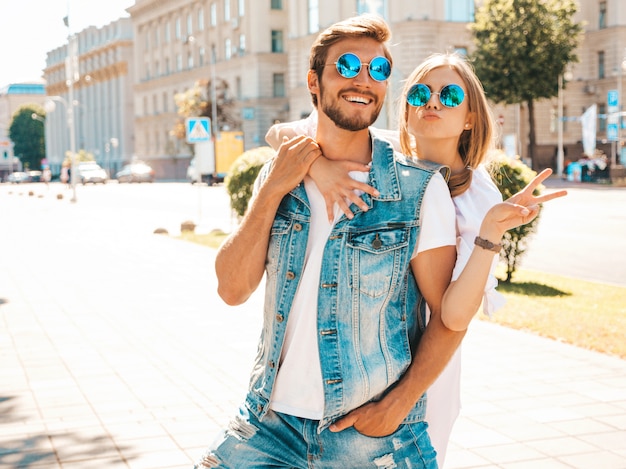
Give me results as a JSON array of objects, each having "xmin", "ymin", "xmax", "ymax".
[
  {"xmin": 225, "ymin": 146, "xmax": 275, "ymax": 217},
  {"xmin": 488, "ymin": 151, "xmax": 543, "ymax": 283}
]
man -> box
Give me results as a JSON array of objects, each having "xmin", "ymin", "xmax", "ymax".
[{"xmin": 197, "ymin": 14, "xmax": 464, "ymax": 468}]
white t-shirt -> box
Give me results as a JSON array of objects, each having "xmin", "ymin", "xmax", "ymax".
[{"xmin": 269, "ymin": 170, "xmax": 455, "ymax": 419}]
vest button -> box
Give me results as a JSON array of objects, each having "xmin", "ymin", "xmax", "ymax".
[
  {"xmin": 286, "ymin": 271, "xmax": 295, "ymax": 280},
  {"xmin": 372, "ymin": 234, "xmax": 382, "ymax": 249},
  {"xmin": 269, "ymin": 360, "xmax": 275, "ymax": 368},
  {"xmin": 276, "ymin": 314, "xmax": 284, "ymax": 322},
  {"xmin": 293, "ymin": 223, "xmax": 302, "ymax": 231}
]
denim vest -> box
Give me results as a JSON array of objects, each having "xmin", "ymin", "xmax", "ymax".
[{"xmin": 245, "ymin": 135, "xmax": 449, "ymax": 431}]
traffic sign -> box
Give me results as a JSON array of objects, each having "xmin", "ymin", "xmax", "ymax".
[
  {"xmin": 608, "ymin": 90, "xmax": 618, "ymax": 108},
  {"xmin": 186, "ymin": 117, "xmax": 211, "ymax": 143}
]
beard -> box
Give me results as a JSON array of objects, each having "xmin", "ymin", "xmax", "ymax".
[{"xmin": 319, "ymin": 87, "xmax": 383, "ymax": 131}]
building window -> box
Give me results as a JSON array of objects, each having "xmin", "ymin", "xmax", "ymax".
[
  {"xmin": 599, "ymin": 1, "xmax": 607, "ymax": 29},
  {"xmin": 454, "ymin": 47, "xmax": 468, "ymax": 56},
  {"xmin": 273, "ymin": 73, "xmax": 285, "ymax": 97},
  {"xmin": 144, "ymin": 30, "xmax": 150, "ymax": 51},
  {"xmin": 236, "ymin": 76, "xmax": 242, "ymax": 99},
  {"xmin": 175, "ymin": 17, "xmax": 181, "ymax": 39},
  {"xmin": 198, "ymin": 8, "xmax": 205, "ymax": 31},
  {"xmin": 155, "ymin": 60, "xmax": 160, "ymax": 77},
  {"xmin": 224, "ymin": 0, "xmax": 230, "ymax": 21},
  {"xmin": 598, "ymin": 51, "xmax": 605, "ymax": 79},
  {"xmin": 199, "ymin": 46, "xmax": 206, "ymax": 66},
  {"xmin": 239, "ymin": 34, "xmax": 245, "ymax": 55},
  {"xmin": 176, "ymin": 53, "xmax": 183, "ymax": 71},
  {"xmin": 308, "ymin": 0, "xmax": 319, "ymax": 34},
  {"xmin": 187, "ymin": 13, "xmax": 193, "ymax": 35},
  {"xmin": 211, "ymin": 3, "xmax": 217, "ymax": 26},
  {"xmin": 225, "ymin": 38, "xmax": 232, "ymax": 60},
  {"xmin": 145, "ymin": 62, "xmax": 150, "ymax": 80},
  {"xmin": 188, "ymin": 51, "xmax": 194, "ymax": 69},
  {"xmin": 271, "ymin": 30, "xmax": 284, "ymax": 53},
  {"xmin": 154, "ymin": 27, "xmax": 159, "ymax": 46},
  {"xmin": 165, "ymin": 57, "xmax": 170, "ymax": 74},
  {"xmin": 238, "ymin": 0, "xmax": 245, "ymax": 15},
  {"xmin": 153, "ymin": 94, "xmax": 158, "ymax": 114},
  {"xmin": 271, "ymin": 0, "xmax": 283, "ymax": 9},
  {"xmin": 164, "ymin": 22, "xmax": 170, "ymax": 43},
  {"xmin": 445, "ymin": 0, "xmax": 474, "ymax": 22},
  {"xmin": 356, "ymin": 0, "xmax": 385, "ymax": 17},
  {"xmin": 163, "ymin": 92, "xmax": 168, "ymax": 113}
]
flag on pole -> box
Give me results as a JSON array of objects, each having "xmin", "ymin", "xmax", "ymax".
[{"xmin": 580, "ymin": 104, "xmax": 597, "ymax": 157}]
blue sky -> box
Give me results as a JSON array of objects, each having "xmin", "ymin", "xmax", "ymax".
[{"xmin": 0, "ymin": 0, "xmax": 133, "ymax": 87}]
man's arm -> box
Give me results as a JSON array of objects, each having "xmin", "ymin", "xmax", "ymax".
[{"xmin": 215, "ymin": 136, "xmax": 321, "ymax": 305}]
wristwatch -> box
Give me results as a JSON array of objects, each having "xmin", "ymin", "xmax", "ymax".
[{"xmin": 474, "ymin": 236, "xmax": 502, "ymax": 253}]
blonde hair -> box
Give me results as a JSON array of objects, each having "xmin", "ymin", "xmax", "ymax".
[
  {"xmin": 399, "ymin": 53, "xmax": 497, "ymax": 197},
  {"xmin": 308, "ymin": 14, "xmax": 392, "ymax": 107}
]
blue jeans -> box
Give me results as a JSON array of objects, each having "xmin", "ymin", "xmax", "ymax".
[{"xmin": 194, "ymin": 406, "xmax": 438, "ymax": 468}]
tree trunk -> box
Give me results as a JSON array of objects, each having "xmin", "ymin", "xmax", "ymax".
[{"xmin": 527, "ymin": 99, "xmax": 537, "ymax": 170}]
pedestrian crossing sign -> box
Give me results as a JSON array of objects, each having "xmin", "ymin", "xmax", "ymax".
[{"xmin": 186, "ymin": 117, "xmax": 212, "ymax": 143}]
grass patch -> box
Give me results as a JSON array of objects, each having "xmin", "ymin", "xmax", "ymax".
[
  {"xmin": 177, "ymin": 229, "xmax": 229, "ymax": 249},
  {"xmin": 177, "ymin": 231, "xmax": 626, "ymax": 359},
  {"xmin": 487, "ymin": 265, "xmax": 626, "ymax": 359}
]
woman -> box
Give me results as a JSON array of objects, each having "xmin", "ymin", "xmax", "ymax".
[{"xmin": 265, "ymin": 52, "xmax": 566, "ymax": 466}]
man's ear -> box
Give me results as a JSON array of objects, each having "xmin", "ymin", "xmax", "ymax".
[{"xmin": 307, "ymin": 69, "xmax": 319, "ymax": 96}]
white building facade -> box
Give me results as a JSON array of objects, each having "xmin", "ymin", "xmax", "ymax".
[{"xmin": 44, "ymin": 18, "xmax": 134, "ymax": 177}]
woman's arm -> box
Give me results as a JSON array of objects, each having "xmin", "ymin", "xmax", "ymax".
[
  {"xmin": 265, "ymin": 113, "xmax": 379, "ymax": 222},
  {"xmin": 441, "ymin": 168, "xmax": 568, "ymax": 331}
]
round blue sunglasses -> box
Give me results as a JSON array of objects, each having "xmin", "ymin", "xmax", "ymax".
[
  {"xmin": 329, "ymin": 53, "xmax": 392, "ymax": 82},
  {"xmin": 407, "ymin": 83, "xmax": 465, "ymax": 108}
]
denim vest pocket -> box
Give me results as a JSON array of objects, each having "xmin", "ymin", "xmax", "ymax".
[
  {"xmin": 347, "ymin": 226, "xmax": 410, "ymax": 298},
  {"xmin": 267, "ymin": 216, "xmax": 293, "ymax": 275}
]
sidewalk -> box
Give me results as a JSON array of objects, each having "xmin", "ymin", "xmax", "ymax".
[{"xmin": 1, "ymin": 187, "xmax": 625, "ymax": 469}]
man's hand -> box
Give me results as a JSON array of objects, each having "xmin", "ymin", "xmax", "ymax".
[
  {"xmin": 329, "ymin": 398, "xmax": 408, "ymax": 437},
  {"xmin": 264, "ymin": 135, "xmax": 322, "ymax": 196}
]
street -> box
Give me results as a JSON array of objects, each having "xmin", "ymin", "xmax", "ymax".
[{"xmin": 3, "ymin": 178, "xmax": 623, "ymax": 287}]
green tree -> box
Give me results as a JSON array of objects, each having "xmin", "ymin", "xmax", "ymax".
[
  {"xmin": 489, "ymin": 151, "xmax": 543, "ymax": 283},
  {"xmin": 8, "ymin": 104, "xmax": 46, "ymax": 170},
  {"xmin": 470, "ymin": 0, "xmax": 583, "ymax": 168}
]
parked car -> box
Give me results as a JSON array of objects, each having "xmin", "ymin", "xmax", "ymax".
[
  {"xmin": 6, "ymin": 172, "xmax": 31, "ymax": 183},
  {"xmin": 116, "ymin": 162, "xmax": 155, "ymax": 183},
  {"xmin": 28, "ymin": 170, "xmax": 43, "ymax": 182},
  {"xmin": 77, "ymin": 162, "xmax": 108, "ymax": 184}
]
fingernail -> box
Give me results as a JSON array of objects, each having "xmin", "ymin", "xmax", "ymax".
[{"xmin": 521, "ymin": 208, "xmax": 530, "ymax": 215}]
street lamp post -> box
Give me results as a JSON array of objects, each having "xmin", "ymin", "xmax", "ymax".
[{"xmin": 556, "ymin": 70, "xmax": 573, "ymax": 178}]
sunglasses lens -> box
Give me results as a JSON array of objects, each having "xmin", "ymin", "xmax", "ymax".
[
  {"xmin": 369, "ymin": 56, "xmax": 391, "ymax": 81},
  {"xmin": 336, "ymin": 53, "xmax": 361, "ymax": 79},
  {"xmin": 406, "ymin": 84, "xmax": 431, "ymax": 107},
  {"xmin": 440, "ymin": 84, "xmax": 465, "ymax": 107}
]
